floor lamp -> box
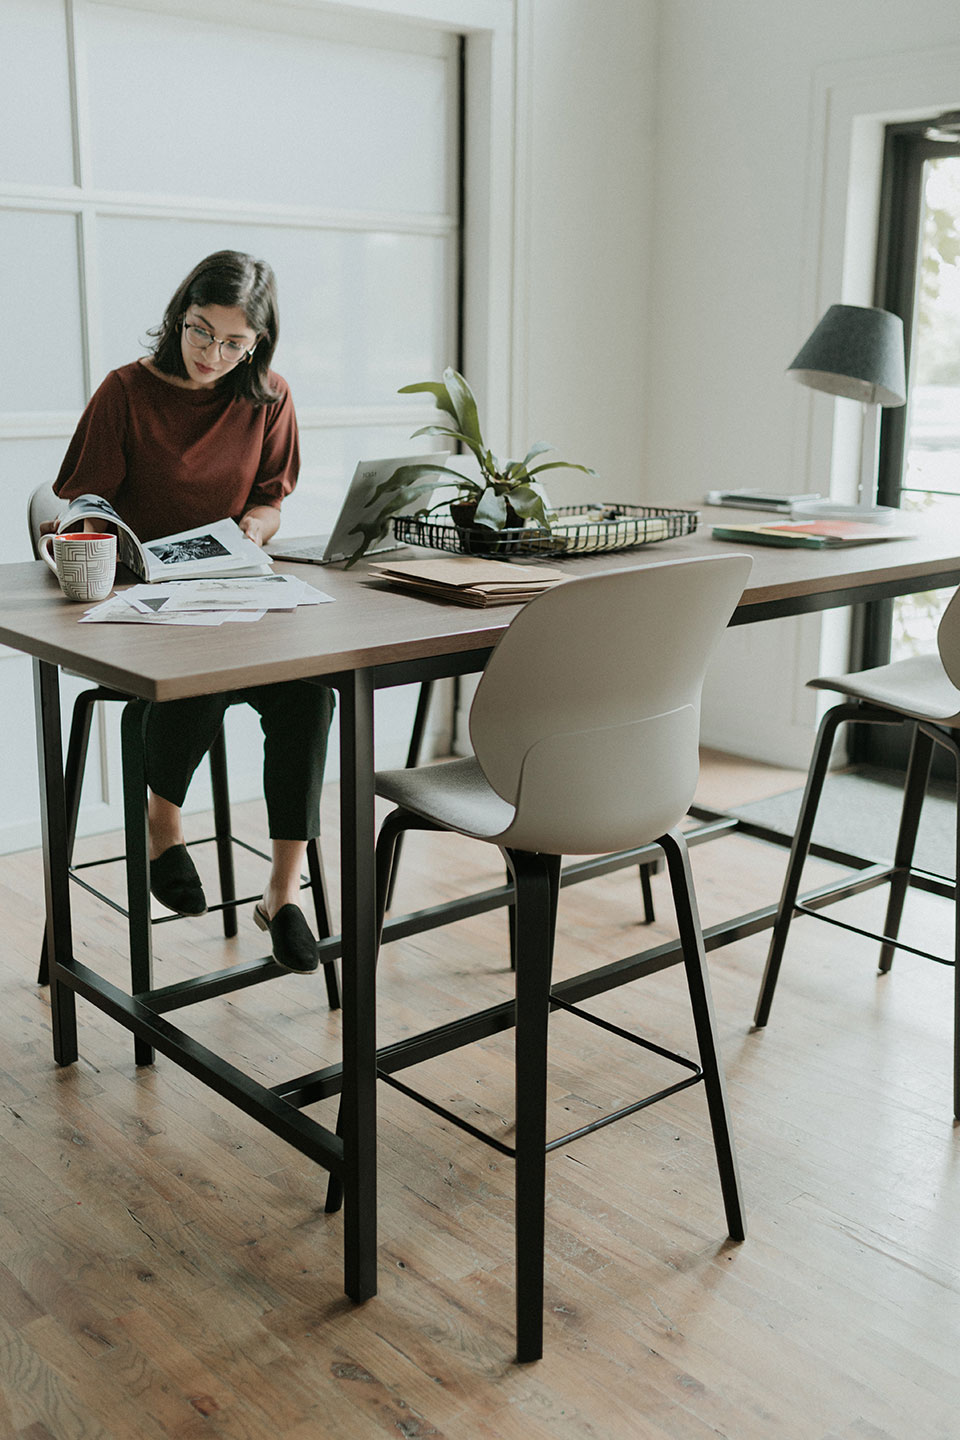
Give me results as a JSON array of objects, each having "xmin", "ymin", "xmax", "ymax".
[{"xmin": 787, "ymin": 303, "xmax": 907, "ymax": 522}]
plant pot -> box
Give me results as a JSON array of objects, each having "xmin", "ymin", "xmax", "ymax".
[{"xmin": 450, "ymin": 500, "xmax": 523, "ymax": 555}]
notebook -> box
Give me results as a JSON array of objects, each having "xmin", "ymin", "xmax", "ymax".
[{"xmin": 268, "ymin": 452, "xmax": 449, "ymax": 565}]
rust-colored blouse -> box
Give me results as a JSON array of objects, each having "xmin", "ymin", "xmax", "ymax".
[{"xmin": 54, "ymin": 360, "xmax": 300, "ymax": 541}]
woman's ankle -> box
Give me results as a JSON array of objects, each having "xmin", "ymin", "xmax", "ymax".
[
  {"xmin": 260, "ymin": 880, "xmax": 303, "ymax": 918},
  {"xmin": 147, "ymin": 792, "xmax": 185, "ymax": 861},
  {"xmin": 262, "ymin": 840, "xmax": 310, "ymax": 917}
]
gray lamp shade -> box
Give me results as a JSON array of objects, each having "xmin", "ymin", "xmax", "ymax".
[{"xmin": 787, "ymin": 303, "xmax": 906, "ymax": 407}]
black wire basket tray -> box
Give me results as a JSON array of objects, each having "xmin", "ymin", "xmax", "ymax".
[{"xmin": 392, "ymin": 504, "xmax": 699, "ymax": 558}]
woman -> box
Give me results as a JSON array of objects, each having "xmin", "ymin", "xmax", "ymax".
[{"xmin": 54, "ymin": 250, "xmax": 333, "ymax": 974}]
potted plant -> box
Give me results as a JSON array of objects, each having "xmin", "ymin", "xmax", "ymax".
[{"xmin": 345, "ymin": 368, "xmax": 596, "ymax": 563}]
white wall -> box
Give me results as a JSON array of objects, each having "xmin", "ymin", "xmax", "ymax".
[
  {"xmin": 514, "ymin": 0, "xmax": 658, "ymax": 503},
  {"xmin": 0, "ymin": 0, "xmax": 469, "ymax": 853},
  {"xmin": 643, "ymin": 0, "xmax": 960, "ymax": 765},
  {"xmin": 0, "ymin": 0, "xmax": 661, "ymax": 853}
]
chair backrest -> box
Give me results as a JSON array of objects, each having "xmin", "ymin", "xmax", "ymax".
[
  {"xmin": 468, "ymin": 552, "xmax": 752, "ymax": 855},
  {"xmin": 28, "ymin": 482, "xmax": 62, "ymax": 560},
  {"xmin": 937, "ymin": 585, "xmax": 960, "ymax": 689}
]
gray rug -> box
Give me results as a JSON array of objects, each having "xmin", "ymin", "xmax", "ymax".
[{"xmin": 727, "ymin": 768, "xmax": 956, "ymax": 876}]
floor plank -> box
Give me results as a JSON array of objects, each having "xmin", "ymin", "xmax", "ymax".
[{"xmin": 1, "ymin": 750, "xmax": 959, "ymax": 1438}]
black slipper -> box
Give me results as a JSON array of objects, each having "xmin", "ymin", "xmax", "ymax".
[
  {"xmin": 150, "ymin": 844, "xmax": 207, "ymax": 916},
  {"xmin": 254, "ymin": 902, "xmax": 319, "ymax": 973}
]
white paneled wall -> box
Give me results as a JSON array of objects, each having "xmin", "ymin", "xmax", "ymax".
[
  {"xmin": 0, "ymin": 0, "xmax": 464, "ymax": 853},
  {"xmin": 1, "ymin": 0, "xmax": 661, "ymax": 856}
]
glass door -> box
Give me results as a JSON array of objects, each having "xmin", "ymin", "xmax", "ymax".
[{"xmin": 855, "ymin": 122, "xmax": 960, "ymax": 771}]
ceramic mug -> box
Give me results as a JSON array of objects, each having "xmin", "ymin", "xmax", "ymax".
[{"xmin": 38, "ymin": 531, "xmax": 117, "ymax": 602}]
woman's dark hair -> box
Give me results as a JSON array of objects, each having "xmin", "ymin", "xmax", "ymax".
[{"xmin": 148, "ymin": 250, "xmax": 281, "ymax": 404}]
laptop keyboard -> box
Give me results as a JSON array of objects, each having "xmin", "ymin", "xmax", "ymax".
[
  {"xmin": 276, "ymin": 542, "xmax": 331, "ymax": 562},
  {"xmin": 270, "ymin": 534, "xmax": 403, "ymax": 565}
]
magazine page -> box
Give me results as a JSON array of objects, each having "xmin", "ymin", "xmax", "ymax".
[
  {"xmin": 140, "ymin": 518, "xmax": 272, "ymax": 581},
  {"xmin": 56, "ymin": 493, "xmax": 147, "ymax": 579},
  {"xmin": 125, "ymin": 575, "xmax": 316, "ymax": 611}
]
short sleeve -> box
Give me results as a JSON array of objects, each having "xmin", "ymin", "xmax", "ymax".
[
  {"xmin": 248, "ymin": 375, "xmax": 300, "ymax": 510},
  {"xmin": 54, "ymin": 370, "xmax": 130, "ymax": 502}
]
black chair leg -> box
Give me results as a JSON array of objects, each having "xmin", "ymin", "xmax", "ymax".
[
  {"xmin": 878, "ymin": 723, "xmax": 933, "ymax": 973},
  {"xmin": 208, "ymin": 726, "xmax": 238, "ymax": 939},
  {"xmin": 306, "ymin": 838, "xmax": 341, "ymax": 1010},
  {"xmin": 661, "ymin": 828, "xmax": 745, "ymax": 1240},
  {"xmin": 507, "ymin": 864, "xmax": 517, "ymax": 971},
  {"xmin": 639, "ymin": 859, "xmax": 657, "ymax": 924},
  {"xmin": 506, "ymin": 848, "xmax": 559, "ymax": 1364},
  {"xmin": 948, "ymin": 734, "xmax": 960, "ymax": 1121},
  {"xmin": 384, "ymin": 681, "xmax": 434, "ymax": 912},
  {"xmin": 753, "ymin": 701, "xmax": 864, "ymax": 1028},
  {"xmin": 121, "ymin": 700, "xmax": 155, "ymax": 1067},
  {"xmin": 38, "ymin": 690, "xmax": 99, "ymax": 985}
]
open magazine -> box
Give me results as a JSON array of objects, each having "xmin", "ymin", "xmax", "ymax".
[{"xmin": 52, "ymin": 494, "xmax": 272, "ymax": 582}]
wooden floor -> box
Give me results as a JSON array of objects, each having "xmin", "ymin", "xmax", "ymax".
[{"xmin": 2, "ymin": 749, "xmax": 959, "ymax": 1440}]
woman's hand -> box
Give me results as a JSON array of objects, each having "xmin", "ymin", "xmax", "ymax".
[
  {"xmin": 239, "ymin": 506, "xmax": 280, "ymax": 547},
  {"xmin": 39, "ymin": 517, "xmax": 117, "ymax": 538}
]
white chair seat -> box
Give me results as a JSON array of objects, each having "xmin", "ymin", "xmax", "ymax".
[
  {"xmin": 810, "ymin": 653, "xmax": 960, "ymax": 724},
  {"xmin": 377, "ymin": 755, "xmax": 515, "ymax": 839}
]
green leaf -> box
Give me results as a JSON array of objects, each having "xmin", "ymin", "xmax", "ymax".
[
  {"xmin": 525, "ymin": 460, "xmax": 597, "ymax": 479},
  {"xmin": 397, "ymin": 379, "xmax": 457, "ymax": 423},
  {"xmin": 474, "ymin": 488, "xmax": 508, "ymax": 529},
  {"xmin": 344, "ymin": 464, "xmax": 477, "ymax": 567},
  {"xmin": 409, "ymin": 424, "xmax": 485, "ymax": 459},
  {"xmin": 342, "ymin": 512, "xmax": 395, "ymax": 567},
  {"xmin": 367, "ymin": 463, "xmax": 475, "ymax": 507},
  {"xmin": 443, "ymin": 368, "xmax": 484, "ymax": 449},
  {"xmin": 506, "ymin": 442, "xmax": 553, "ymax": 479},
  {"xmin": 508, "ymin": 484, "xmax": 551, "ymax": 529}
]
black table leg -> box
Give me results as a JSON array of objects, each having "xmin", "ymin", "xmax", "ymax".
[
  {"xmin": 336, "ymin": 669, "xmax": 378, "ymax": 1302},
  {"xmin": 33, "ymin": 659, "xmax": 77, "ymax": 1065},
  {"xmin": 120, "ymin": 700, "xmax": 155, "ymax": 1067}
]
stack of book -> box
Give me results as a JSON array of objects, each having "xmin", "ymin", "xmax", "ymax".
[
  {"xmin": 705, "ymin": 488, "xmax": 822, "ymax": 514},
  {"xmin": 711, "ymin": 518, "xmax": 913, "ymax": 548},
  {"xmin": 370, "ymin": 556, "xmax": 565, "ymax": 606}
]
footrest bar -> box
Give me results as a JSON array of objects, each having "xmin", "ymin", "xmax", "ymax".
[
  {"xmin": 792, "ymin": 903, "xmax": 952, "ymax": 965},
  {"xmin": 379, "ymin": 1064, "xmax": 705, "ymax": 1158},
  {"xmin": 545, "ymin": 1071, "xmax": 703, "ymax": 1152},
  {"xmin": 378, "ymin": 1070, "xmax": 517, "ymax": 1156},
  {"xmin": 550, "ymin": 995, "xmax": 700, "ymax": 1073},
  {"xmin": 55, "ymin": 957, "xmax": 344, "ymax": 1171}
]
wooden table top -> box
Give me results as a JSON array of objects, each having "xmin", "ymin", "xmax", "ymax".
[{"xmin": 2, "ymin": 506, "xmax": 958, "ymax": 703}]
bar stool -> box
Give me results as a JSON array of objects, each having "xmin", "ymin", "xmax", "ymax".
[
  {"xmin": 328, "ymin": 553, "xmax": 751, "ymax": 1362},
  {"xmin": 28, "ymin": 484, "xmax": 341, "ymax": 1009},
  {"xmin": 753, "ymin": 584, "xmax": 960, "ymax": 1115}
]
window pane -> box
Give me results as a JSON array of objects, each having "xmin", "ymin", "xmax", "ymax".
[
  {"xmin": 891, "ymin": 156, "xmax": 960, "ymax": 659},
  {"xmin": 83, "ymin": 5, "xmax": 453, "ymax": 214},
  {"xmin": 96, "ymin": 216, "xmax": 451, "ymax": 407},
  {"xmin": 0, "ymin": 0, "xmax": 74, "ymax": 186},
  {"xmin": 286, "ymin": 425, "xmax": 447, "ymax": 538},
  {"xmin": 0, "ymin": 210, "xmax": 85, "ymax": 412}
]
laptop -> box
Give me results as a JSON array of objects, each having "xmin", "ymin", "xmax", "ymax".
[{"xmin": 268, "ymin": 452, "xmax": 449, "ymax": 565}]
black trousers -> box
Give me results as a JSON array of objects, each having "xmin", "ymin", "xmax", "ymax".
[{"xmin": 144, "ymin": 681, "xmax": 335, "ymax": 841}]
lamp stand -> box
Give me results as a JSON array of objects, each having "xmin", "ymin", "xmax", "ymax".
[{"xmin": 792, "ymin": 400, "xmax": 899, "ymax": 523}]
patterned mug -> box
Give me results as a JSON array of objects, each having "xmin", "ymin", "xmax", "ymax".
[{"xmin": 38, "ymin": 531, "xmax": 117, "ymax": 603}]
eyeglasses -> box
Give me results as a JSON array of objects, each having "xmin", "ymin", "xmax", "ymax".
[{"xmin": 181, "ymin": 321, "xmax": 256, "ymax": 363}]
